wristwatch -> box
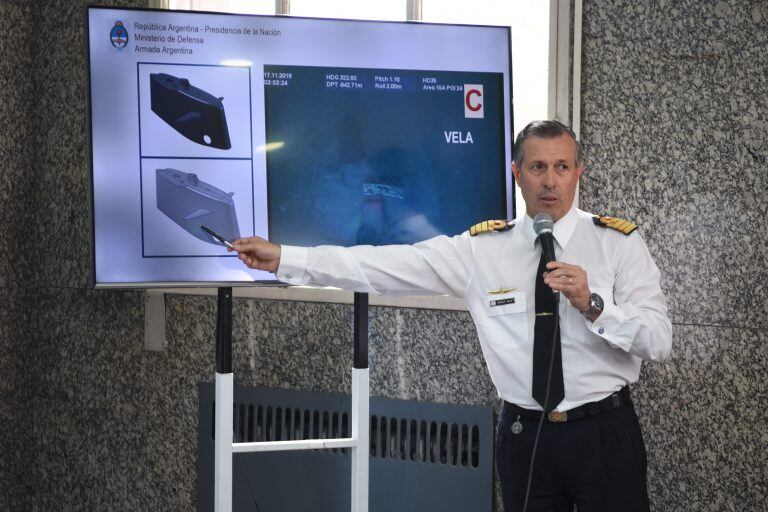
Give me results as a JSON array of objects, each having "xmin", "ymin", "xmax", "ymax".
[{"xmin": 582, "ymin": 292, "xmax": 604, "ymax": 320}]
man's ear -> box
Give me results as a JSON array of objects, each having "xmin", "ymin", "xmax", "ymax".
[
  {"xmin": 511, "ymin": 162, "xmax": 521, "ymax": 185},
  {"xmin": 575, "ymin": 164, "xmax": 583, "ymax": 180}
]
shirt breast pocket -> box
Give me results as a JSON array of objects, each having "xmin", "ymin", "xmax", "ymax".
[
  {"xmin": 482, "ymin": 291, "xmax": 529, "ymax": 349},
  {"xmin": 565, "ymin": 286, "xmax": 614, "ymax": 344}
]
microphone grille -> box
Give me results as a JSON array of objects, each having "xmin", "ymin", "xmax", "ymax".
[{"xmin": 533, "ymin": 213, "xmax": 554, "ymax": 235}]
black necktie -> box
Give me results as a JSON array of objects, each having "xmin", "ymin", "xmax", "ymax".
[{"xmin": 532, "ymin": 252, "xmax": 564, "ymax": 412}]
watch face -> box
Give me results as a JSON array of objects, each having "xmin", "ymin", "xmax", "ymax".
[{"xmin": 590, "ymin": 293, "xmax": 604, "ymax": 310}]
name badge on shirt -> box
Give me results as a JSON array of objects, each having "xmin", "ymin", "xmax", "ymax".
[{"xmin": 485, "ymin": 291, "xmax": 526, "ymax": 317}]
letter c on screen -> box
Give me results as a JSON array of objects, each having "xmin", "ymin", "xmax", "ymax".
[{"xmin": 465, "ymin": 89, "xmax": 482, "ymax": 111}]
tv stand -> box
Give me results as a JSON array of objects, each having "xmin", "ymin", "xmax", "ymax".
[{"xmin": 213, "ymin": 288, "xmax": 370, "ymax": 512}]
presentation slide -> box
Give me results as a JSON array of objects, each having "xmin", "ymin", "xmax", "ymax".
[{"xmin": 88, "ymin": 7, "xmax": 512, "ymax": 286}]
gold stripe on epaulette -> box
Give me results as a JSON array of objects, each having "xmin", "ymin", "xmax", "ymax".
[
  {"xmin": 593, "ymin": 215, "xmax": 638, "ymax": 235},
  {"xmin": 613, "ymin": 218, "xmax": 637, "ymax": 235},
  {"xmin": 469, "ymin": 219, "xmax": 513, "ymax": 236}
]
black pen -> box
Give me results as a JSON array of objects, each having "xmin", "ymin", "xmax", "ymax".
[{"xmin": 200, "ymin": 225, "xmax": 235, "ymax": 250}]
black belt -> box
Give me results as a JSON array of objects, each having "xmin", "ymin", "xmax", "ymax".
[{"xmin": 504, "ymin": 386, "xmax": 632, "ymax": 423}]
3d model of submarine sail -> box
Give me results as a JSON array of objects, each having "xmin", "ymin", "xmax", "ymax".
[
  {"xmin": 150, "ymin": 73, "xmax": 232, "ymax": 150},
  {"xmin": 156, "ymin": 168, "xmax": 240, "ymax": 246}
]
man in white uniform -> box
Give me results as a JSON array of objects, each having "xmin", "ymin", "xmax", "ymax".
[{"xmin": 232, "ymin": 120, "xmax": 672, "ymax": 511}]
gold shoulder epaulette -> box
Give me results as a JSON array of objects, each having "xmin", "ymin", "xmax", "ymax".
[
  {"xmin": 469, "ymin": 219, "xmax": 514, "ymax": 236},
  {"xmin": 592, "ymin": 215, "xmax": 638, "ymax": 235}
]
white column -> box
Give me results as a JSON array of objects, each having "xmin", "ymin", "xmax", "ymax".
[
  {"xmin": 350, "ymin": 368, "xmax": 370, "ymax": 512},
  {"xmin": 214, "ymin": 372, "xmax": 233, "ymax": 512}
]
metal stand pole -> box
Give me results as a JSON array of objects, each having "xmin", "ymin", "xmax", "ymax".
[
  {"xmin": 214, "ymin": 287, "xmax": 233, "ymax": 512},
  {"xmin": 351, "ymin": 292, "xmax": 369, "ymax": 512},
  {"xmin": 212, "ymin": 289, "xmax": 369, "ymax": 512}
]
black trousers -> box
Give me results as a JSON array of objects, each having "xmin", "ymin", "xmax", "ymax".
[{"xmin": 496, "ymin": 403, "xmax": 650, "ymax": 512}]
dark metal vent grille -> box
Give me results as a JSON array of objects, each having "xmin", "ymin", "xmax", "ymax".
[
  {"xmin": 369, "ymin": 416, "xmax": 480, "ymax": 467},
  {"xmin": 198, "ymin": 384, "xmax": 493, "ymax": 511},
  {"xmin": 215, "ymin": 401, "xmax": 483, "ymax": 466},
  {"xmin": 215, "ymin": 402, "xmax": 350, "ymax": 453}
]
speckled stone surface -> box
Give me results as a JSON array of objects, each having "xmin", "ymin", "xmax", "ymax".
[
  {"xmin": 0, "ymin": 2, "xmax": 35, "ymax": 288},
  {"xmin": 633, "ymin": 325, "xmax": 767, "ymax": 510},
  {"xmin": 143, "ymin": 293, "xmax": 219, "ymax": 511},
  {"xmin": 580, "ymin": 2, "xmax": 768, "ymax": 509},
  {"xmin": 27, "ymin": 0, "xmax": 101, "ymax": 289},
  {"xmin": 1, "ymin": 3, "xmax": 37, "ymax": 509},
  {"xmin": 0, "ymin": 288, "xmax": 33, "ymax": 511},
  {"xmin": 0, "ymin": 288, "xmax": 33, "ymax": 399},
  {"xmin": 32, "ymin": 398, "xmax": 147, "ymax": 511},
  {"xmin": 231, "ymin": 298, "xmax": 354, "ymax": 393},
  {"xmin": 31, "ymin": 288, "xmax": 146, "ymax": 408},
  {"xmin": 0, "ymin": 398, "xmax": 34, "ymax": 511},
  {"xmin": 28, "ymin": 288, "xmax": 149, "ymax": 511},
  {"xmin": 368, "ymin": 307, "xmax": 497, "ymax": 406},
  {"xmin": 580, "ymin": 0, "xmax": 768, "ymax": 329}
]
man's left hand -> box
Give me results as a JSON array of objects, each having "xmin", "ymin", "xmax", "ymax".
[{"xmin": 543, "ymin": 261, "xmax": 590, "ymax": 312}]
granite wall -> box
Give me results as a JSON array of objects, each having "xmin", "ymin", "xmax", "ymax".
[
  {"xmin": 1, "ymin": 1, "xmax": 36, "ymax": 509},
  {"xmin": 579, "ymin": 0, "xmax": 767, "ymax": 509},
  {"xmin": 0, "ymin": 0, "xmax": 764, "ymax": 511}
]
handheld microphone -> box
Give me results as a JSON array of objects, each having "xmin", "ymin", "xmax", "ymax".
[
  {"xmin": 533, "ymin": 213, "xmax": 556, "ymax": 263},
  {"xmin": 533, "ymin": 213, "xmax": 558, "ymax": 303}
]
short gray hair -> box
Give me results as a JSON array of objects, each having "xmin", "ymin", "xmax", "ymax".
[{"xmin": 512, "ymin": 120, "xmax": 582, "ymax": 167}]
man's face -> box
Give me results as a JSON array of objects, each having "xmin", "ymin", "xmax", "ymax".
[{"xmin": 511, "ymin": 133, "xmax": 583, "ymax": 222}]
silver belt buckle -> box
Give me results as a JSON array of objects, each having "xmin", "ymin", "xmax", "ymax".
[{"xmin": 547, "ymin": 410, "xmax": 567, "ymax": 422}]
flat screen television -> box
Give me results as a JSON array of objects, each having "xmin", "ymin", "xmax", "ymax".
[{"xmin": 87, "ymin": 6, "xmax": 514, "ymax": 287}]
